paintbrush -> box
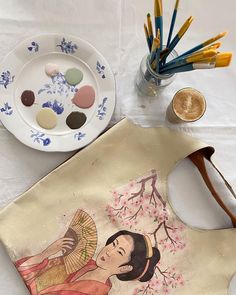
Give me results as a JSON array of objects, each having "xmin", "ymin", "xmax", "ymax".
[
  {"xmin": 177, "ymin": 32, "xmax": 227, "ymax": 59},
  {"xmin": 154, "ymin": 0, "xmax": 163, "ymax": 49},
  {"xmin": 162, "ymin": 16, "xmax": 194, "ymax": 63},
  {"xmin": 150, "ymin": 37, "xmax": 159, "ymax": 65},
  {"xmin": 161, "ymin": 49, "xmax": 218, "ymax": 71},
  {"xmin": 160, "ymin": 52, "xmax": 232, "ymax": 74},
  {"xmin": 147, "ymin": 13, "xmax": 154, "ymax": 45},
  {"xmin": 155, "ymin": 29, "xmax": 161, "ymax": 72},
  {"xmin": 166, "ymin": 0, "xmax": 180, "ymax": 47},
  {"xmin": 165, "ymin": 42, "xmax": 221, "ymax": 65},
  {"xmin": 144, "ymin": 23, "xmax": 152, "ymax": 52}
]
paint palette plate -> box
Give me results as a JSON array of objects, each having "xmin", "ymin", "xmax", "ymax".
[{"xmin": 0, "ymin": 34, "xmax": 115, "ymax": 151}]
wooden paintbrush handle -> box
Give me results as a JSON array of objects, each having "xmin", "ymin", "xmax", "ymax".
[{"xmin": 188, "ymin": 150, "xmax": 236, "ymax": 228}]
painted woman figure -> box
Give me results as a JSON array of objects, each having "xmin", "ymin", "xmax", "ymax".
[
  {"xmin": 16, "ymin": 230, "xmax": 160, "ymax": 295},
  {"xmin": 16, "ymin": 231, "xmax": 160, "ymax": 295}
]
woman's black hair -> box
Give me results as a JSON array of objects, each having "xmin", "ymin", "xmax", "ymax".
[{"xmin": 106, "ymin": 230, "xmax": 160, "ymax": 282}]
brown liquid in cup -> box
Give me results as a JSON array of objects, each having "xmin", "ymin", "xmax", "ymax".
[{"xmin": 172, "ymin": 88, "xmax": 206, "ymax": 122}]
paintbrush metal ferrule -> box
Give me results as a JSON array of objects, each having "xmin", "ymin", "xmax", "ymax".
[{"xmin": 193, "ymin": 63, "xmax": 215, "ymax": 70}]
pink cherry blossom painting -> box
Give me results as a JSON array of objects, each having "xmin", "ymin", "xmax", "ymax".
[{"xmin": 106, "ymin": 169, "xmax": 186, "ymax": 294}]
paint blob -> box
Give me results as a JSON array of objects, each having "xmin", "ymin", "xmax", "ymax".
[
  {"xmin": 72, "ymin": 85, "xmax": 95, "ymax": 109},
  {"xmin": 45, "ymin": 63, "xmax": 60, "ymax": 77},
  {"xmin": 65, "ymin": 68, "xmax": 83, "ymax": 86},
  {"xmin": 66, "ymin": 111, "xmax": 86, "ymax": 129},
  {"xmin": 36, "ymin": 108, "xmax": 57, "ymax": 129},
  {"xmin": 21, "ymin": 90, "xmax": 35, "ymax": 107}
]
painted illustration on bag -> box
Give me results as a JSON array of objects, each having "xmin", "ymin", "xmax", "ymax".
[
  {"xmin": 15, "ymin": 209, "xmax": 160, "ymax": 295},
  {"xmin": 106, "ymin": 170, "xmax": 186, "ymax": 294}
]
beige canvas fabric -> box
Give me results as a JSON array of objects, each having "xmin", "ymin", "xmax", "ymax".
[{"xmin": 0, "ymin": 118, "xmax": 235, "ymax": 295}]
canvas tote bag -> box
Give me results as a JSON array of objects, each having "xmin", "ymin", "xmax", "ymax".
[{"xmin": 0, "ymin": 118, "xmax": 235, "ymax": 295}]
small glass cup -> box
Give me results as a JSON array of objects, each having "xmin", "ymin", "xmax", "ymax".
[
  {"xmin": 166, "ymin": 87, "xmax": 206, "ymax": 123},
  {"xmin": 135, "ymin": 49, "xmax": 178, "ymax": 97}
]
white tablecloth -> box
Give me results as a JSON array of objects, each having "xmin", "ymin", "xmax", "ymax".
[{"xmin": 0, "ymin": 0, "xmax": 236, "ymax": 294}]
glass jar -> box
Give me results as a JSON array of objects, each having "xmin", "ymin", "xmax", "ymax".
[{"xmin": 135, "ymin": 49, "xmax": 178, "ymax": 97}]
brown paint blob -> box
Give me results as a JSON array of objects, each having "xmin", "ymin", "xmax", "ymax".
[
  {"xmin": 66, "ymin": 111, "xmax": 86, "ymax": 129},
  {"xmin": 21, "ymin": 90, "xmax": 35, "ymax": 106}
]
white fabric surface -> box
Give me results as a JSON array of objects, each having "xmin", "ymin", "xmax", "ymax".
[{"xmin": 0, "ymin": 0, "xmax": 236, "ymax": 294}]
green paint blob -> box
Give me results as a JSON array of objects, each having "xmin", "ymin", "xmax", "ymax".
[{"xmin": 65, "ymin": 68, "xmax": 83, "ymax": 86}]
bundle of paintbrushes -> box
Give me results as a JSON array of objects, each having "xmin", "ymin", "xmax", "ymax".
[{"xmin": 144, "ymin": 0, "xmax": 232, "ymax": 76}]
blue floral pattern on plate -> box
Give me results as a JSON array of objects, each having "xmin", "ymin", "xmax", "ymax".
[
  {"xmin": 38, "ymin": 72, "xmax": 78, "ymax": 97},
  {"xmin": 0, "ymin": 71, "xmax": 15, "ymax": 88},
  {"xmin": 42, "ymin": 100, "xmax": 64, "ymax": 115},
  {"xmin": 30, "ymin": 131, "xmax": 51, "ymax": 146},
  {"xmin": 97, "ymin": 97, "xmax": 108, "ymax": 120},
  {"xmin": 0, "ymin": 102, "xmax": 13, "ymax": 115},
  {"xmin": 56, "ymin": 37, "xmax": 78, "ymax": 54},
  {"xmin": 96, "ymin": 61, "xmax": 106, "ymax": 79},
  {"xmin": 74, "ymin": 132, "xmax": 86, "ymax": 141},
  {"xmin": 28, "ymin": 41, "xmax": 39, "ymax": 52}
]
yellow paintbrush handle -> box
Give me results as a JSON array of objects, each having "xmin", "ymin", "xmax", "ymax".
[
  {"xmin": 178, "ymin": 16, "xmax": 194, "ymax": 38},
  {"xmin": 203, "ymin": 32, "xmax": 227, "ymax": 47}
]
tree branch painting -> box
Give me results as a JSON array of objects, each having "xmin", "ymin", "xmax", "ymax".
[{"xmin": 106, "ymin": 170, "xmax": 186, "ymax": 294}]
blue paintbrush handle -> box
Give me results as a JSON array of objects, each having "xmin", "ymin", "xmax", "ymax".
[
  {"xmin": 167, "ymin": 9, "xmax": 177, "ymax": 47},
  {"xmin": 147, "ymin": 37, "xmax": 152, "ymax": 52},
  {"xmin": 177, "ymin": 44, "xmax": 203, "ymax": 59},
  {"xmin": 155, "ymin": 48, "xmax": 161, "ymax": 73},
  {"xmin": 160, "ymin": 63, "xmax": 193, "ymax": 74},
  {"xmin": 160, "ymin": 58, "xmax": 187, "ymax": 71},
  {"xmin": 162, "ymin": 35, "xmax": 179, "ymax": 63},
  {"xmin": 155, "ymin": 16, "xmax": 163, "ymax": 48}
]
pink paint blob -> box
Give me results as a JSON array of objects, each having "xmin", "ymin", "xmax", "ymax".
[{"xmin": 72, "ymin": 85, "xmax": 95, "ymax": 109}]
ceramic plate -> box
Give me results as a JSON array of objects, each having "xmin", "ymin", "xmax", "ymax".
[{"xmin": 0, "ymin": 34, "xmax": 115, "ymax": 152}]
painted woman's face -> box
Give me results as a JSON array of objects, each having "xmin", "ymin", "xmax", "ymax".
[{"xmin": 96, "ymin": 235, "xmax": 134, "ymax": 275}]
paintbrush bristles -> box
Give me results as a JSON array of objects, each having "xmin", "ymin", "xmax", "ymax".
[{"xmin": 215, "ymin": 52, "xmax": 232, "ymax": 67}]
